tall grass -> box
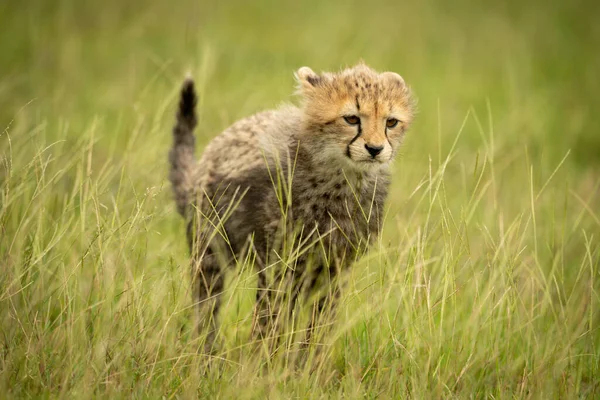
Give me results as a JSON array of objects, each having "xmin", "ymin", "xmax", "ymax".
[{"xmin": 1, "ymin": 0, "xmax": 599, "ymax": 397}]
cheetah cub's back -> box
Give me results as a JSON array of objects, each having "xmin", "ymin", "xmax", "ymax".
[{"xmin": 169, "ymin": 63, "xmax": 414, "ymax": 352}]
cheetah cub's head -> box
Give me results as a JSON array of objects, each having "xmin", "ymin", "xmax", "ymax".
[{"xmin": 296, "ymin": 63, "xmax": 414, "ymax": 170}]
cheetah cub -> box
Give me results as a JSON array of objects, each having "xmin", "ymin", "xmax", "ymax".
[{"xmin": 169, "ymin": 63, "xmax": 414, "ymax": 352}]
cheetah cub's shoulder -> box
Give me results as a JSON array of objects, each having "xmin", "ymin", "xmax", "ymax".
[{"xmin": 169, "ymin": 63, "xmax": 414, "ymax": 351}]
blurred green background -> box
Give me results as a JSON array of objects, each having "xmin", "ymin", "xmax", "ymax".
[{"xmin": 1, "ymin": 0, "xmax": 599, "ymax": 397}]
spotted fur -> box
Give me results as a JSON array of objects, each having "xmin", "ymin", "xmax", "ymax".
[{"xmin": 169, "ymin": 63, "xmax": 415, "ymax": 352}]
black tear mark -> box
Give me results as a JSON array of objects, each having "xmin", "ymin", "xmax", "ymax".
[
  {"xmin": 355, "ymin": 96, "xmax": 360, "ymax": 111},
  {"xmin": 346, "ymin": 122, "xmax": 362, "ymax": 158}
]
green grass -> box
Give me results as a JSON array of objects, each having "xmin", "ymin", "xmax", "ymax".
[{"xmin": 1, "ymin": 0, "xmax": 600, "ymax": 397}]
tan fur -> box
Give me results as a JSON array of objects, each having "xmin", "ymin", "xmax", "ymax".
[{"xmin": 169, "ymin": 63, "xmax": 415, "ymax": 352}]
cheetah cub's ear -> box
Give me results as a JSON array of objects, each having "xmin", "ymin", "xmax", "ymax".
[
  {"xmin": 380, "ymin": 71, "xmax": 406, "ymax": 88},
  {"xmin": 295, "ymin": 67, "xmax": 330, "ymax": 98},
  {"xmin": 296, "ymin": 66, "xmax": 321, "ymax": 87}
]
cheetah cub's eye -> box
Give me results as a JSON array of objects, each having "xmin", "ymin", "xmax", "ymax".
[
  {"xmin": 386, "ymin": 118, "xmax": 399, "ymax": 128},
  {"xmin": 344, "ymin": 115, "xmax": 361, "ymax": 125}
]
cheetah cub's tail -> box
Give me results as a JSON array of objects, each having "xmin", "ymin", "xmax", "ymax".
[{"xmin": 169, "ymin": 78, "xmax": 197, "ymax": 216}]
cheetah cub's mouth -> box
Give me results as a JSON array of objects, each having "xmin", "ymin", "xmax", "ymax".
[{"xmin": 296, "ymin": 63, "xmax": 414, "ymax": 169}]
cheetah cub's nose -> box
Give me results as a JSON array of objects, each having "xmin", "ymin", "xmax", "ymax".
[{"xmin": 364, "ymin": 144, "xmax": 384, "ymax": 158}]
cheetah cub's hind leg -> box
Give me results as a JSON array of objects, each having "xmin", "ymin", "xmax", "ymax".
[{"xmin": 191, "ymin": 246, "xmax": 225, "ymax": 355}]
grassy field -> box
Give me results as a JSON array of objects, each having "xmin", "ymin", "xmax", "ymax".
[{"xmin": 1, "ymin": 0, "xmax": 599, "ymax": 397}]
